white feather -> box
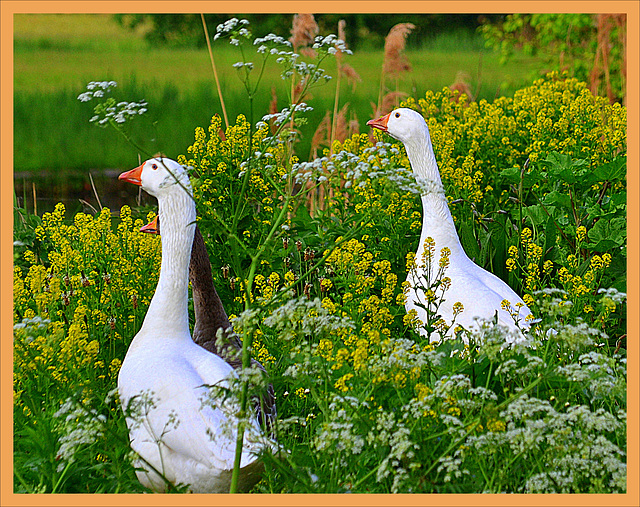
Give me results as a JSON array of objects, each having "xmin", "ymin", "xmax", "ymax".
[
  {"xmin": 369, "ymin": 109, "xmax": 532, "ymax": 342},
  {"xmin": 117, "ymin": 158, "xmax": 266, "ymax": 493}
]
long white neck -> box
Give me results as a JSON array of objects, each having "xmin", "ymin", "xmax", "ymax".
[
  {"xmin": 139, "ymin": 188, "xmax": 196, "ymax": 339},
  {"xmin": 403, "ymin": 127, "xmax": 466, "ymax": 262}
]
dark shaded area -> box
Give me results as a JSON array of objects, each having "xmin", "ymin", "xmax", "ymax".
[{"xmin": 114, "ymin": 13, "xmax": 505, "ymax": 49}]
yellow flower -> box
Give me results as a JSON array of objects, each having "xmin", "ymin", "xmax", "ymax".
[
  {"xmin": 334, "ymin": 373, "xmax": 354, "ymax": 392},
  {"xmin": 576, "ymin": 225, "xmax": 587, "ymax": 243},
  {"xmin": 109, "ymin": 358, "xmax": 122, "ymax": 377}
]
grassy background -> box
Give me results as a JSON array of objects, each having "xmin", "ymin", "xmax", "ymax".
[{"xmin": 14, "ymin": 14, "xmax": 539, "ymax": 213}]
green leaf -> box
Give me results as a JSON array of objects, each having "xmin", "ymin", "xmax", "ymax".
[
  {"xmin": 499, "ymin": 166, "xmax": 521, "ymax": 184},
  {"xmin": 499, "ymin": 166, "xmax": 543, "ymax": 187},
  {"xmin": 539, "ymin": 151, "xmax": 589, "ymax": 185},
  {"xmin": 520, "ymin": 204, "xmax": 552, "ymax": 228},
  {"xmin": 541, "ymin": 190, "xmax": 571, "ymax": 209},
  {"xmin": 585, "ymin": 217, "xmax": 626, "ymax": 251},
  {"xmin": 459, "ymin": 220, "xmax": 480, "ymax": 262},
  {"xmin": 587, "ymin": 156, "xmax": 627, "ymax": 184}
]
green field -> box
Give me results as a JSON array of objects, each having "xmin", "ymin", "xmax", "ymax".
[{"xmin": 14, "ymin": 14, "xmax": 539, "ymax": 182}]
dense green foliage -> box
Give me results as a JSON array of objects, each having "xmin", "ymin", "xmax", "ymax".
[
  {"xmin": 13, "ymin": 71, "xmax": 627, "ymax": 494},
  {"xmin": 480, "ymin": 14, "xmax": 627, "ymax": 104}
]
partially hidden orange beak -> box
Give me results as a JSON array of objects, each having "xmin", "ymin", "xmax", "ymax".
[
  {"xmin": 140, "ymin": 216, "xmax": 159, "ymax": 235},
  {"xmin": 366, "ymin": 112, "xmax": 391, "ymax": 132},
  {"xmin": 118, "ymin": 164, "xmax": 143, "ymax": 186}
]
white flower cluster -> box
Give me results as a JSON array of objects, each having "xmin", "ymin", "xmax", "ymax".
[
  {"xmin": 313, "ymin": 394, "xmax": 366, "ymax": 466},
  {"xmin": 312, "ymin": 34, "xmax": 352, "ymax": 55},
  {"xmin": 366, "ymin": 409, "xmax": 420, "ymax": 493},
  {"xmin": 253, "ymin": 33, "xmax": 292, "ymax": 48},
  {"xmin": 90, "ymin": 100, "xmax": 148, "ymax": 126},
  {"xmin": 597, "ymin": 287, "xmax": 627, "ymax": 304},
  {"xmin": 554, "ymin": 319, "xmax": 607, "ymax": 351},
  {"xmin": 213, "ymin": 18, "xmax": 250, "ymax": 42},
  {"xmin": 289, "ymin": 143, "xmax": 410, "ymax": 189},
  {"xmin": 261, "ymin": 103, "xmax": 314, "ymax": 127},
  {"xmin": 77, "ymin": 81, "xmax": 117, "ymax": 102},
  {"xmin": 263, "ymin": 296, "xmax": 354, "ymax": 343},
  {"xmin": 289, "ymin": 156, "xmax": 333, "ymax": 185},
  {"xmin": 199, "ymin": 376, "xmax": 268, "ymax": 450},
  {"xmin": 13, "ymin": 315, "xmax": 50, "ymax": 333},
  {"xmin": 556, "ymin": 351, "xmax": 626, "ymax": 400},
  {"xmin": 437, "ymin": 452, "xmax": 469, "ymax": 483},
  {"xmin": 459, "ymin": 394, "xmax": 627, "ymax": 492},
  {"xmin": 53, "ymin": 397, "xmax": 107, "ymax": 472},
  {"xmin": 232, "ymin": 61, "xmax": 254, "ymax": 70}
]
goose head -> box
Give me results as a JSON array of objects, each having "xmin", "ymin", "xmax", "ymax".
[
  {"xmin": 367, "ymin": 108, "xmax": 429, "ymax": 145},
  {"xmin": 119, "ymin": 157, "xmax": 192, "ymax": 198}
]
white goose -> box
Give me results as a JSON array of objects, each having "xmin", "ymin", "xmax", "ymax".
[
  {"xmin": 367, "ymin": 108, "xmax": 532, "ymax": 342},
  {"xmin": 117, "ymin": 158, "xmax": 265, "ymax": 493},
  {"xmin": 140, "ymin": 216, "xmax": 277, "ymax": 431}
]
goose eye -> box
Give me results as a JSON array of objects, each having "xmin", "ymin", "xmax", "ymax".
[
  {"xmin": 395, "ymin": 112, "xmax": 400, "ymax": 118},
  {"xmin": 151, "ymin": 164, "xmax": 158, "ymax": 170}
]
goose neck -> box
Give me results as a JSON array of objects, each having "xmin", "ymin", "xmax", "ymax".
[
  {"xmin": 140, "ymin": 189, "xmax": 195, "ymax": 337},
  {"xmin": 404, "ymin": 130, "xmax": 465, "ymax": 260},
  {"xmin": 403, "ymin": 129, "xmax": 443, "ymax": 189}
]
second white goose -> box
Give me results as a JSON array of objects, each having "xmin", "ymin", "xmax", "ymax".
[
  {"xmin": 117, "ymin": 157, "xmax": 266, "ymax": 493},
  {"xmin": 367, "ymin": 108, "xmax": 532, "ymax": 342}
]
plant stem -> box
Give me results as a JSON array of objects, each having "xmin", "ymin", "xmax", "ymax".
[{"xmin": 201, "ymin": 14, "xmax": 229, "ymax": 129}]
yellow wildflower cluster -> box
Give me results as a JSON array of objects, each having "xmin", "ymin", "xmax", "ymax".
[
  {"xmin": 178, "ymin": 114, "xmax": 293, "ymax": 247},
  {"xmin": 317, "ymin": 237, "xmax": 428, "ymax": 390},
  {"xmin": 557, "ymin": 252, "xmax": 612, "ymax": 308},
  {"xmin": 400, "ymin": 72, "xmax": 626, "ymax": 210},
  {"xmin": 14, "ymin": 205, "xmax": 161, "ymax": 411}
]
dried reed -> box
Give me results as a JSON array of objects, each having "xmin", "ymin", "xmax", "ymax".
[
  {"xmin": 376, "ymin": 23, "xmax": 415, "ymax": 116},
  {"xmin": 590, "ymin": 14, "xmax": 626, "ymax": 105},
  {"xmin": 289, "ymin": 14, "xmax": 320, "ymax": 132},
  {"xmin": 201, "ymin": 14, "xmax": 229, "ymax": 128},
  {"xmin": 290, "ymin": 14, "xmax": 319, "ymax": 58},
  {"xmin": 450, "ymin": 71, "xmax": 474, "ymax": 103}
]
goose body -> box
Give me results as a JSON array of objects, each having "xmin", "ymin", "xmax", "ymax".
[
  {"xmin": 117, "ymin": 158, "xmax": 265, "ymax": 492},
  {"xmin": 141, "ymin": 216, "xmax": 277, "ymax": 430},
  {"xmin": 367, "ymin": 108, "xmax": 532, "ymax": 342}
]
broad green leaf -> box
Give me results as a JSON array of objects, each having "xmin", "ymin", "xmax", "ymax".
[
  {"xmin": 540, "ymin": 151, "xmax": 589, "ymax": 185},
  {"xmin": 459, "ymin": 220, "xmax": 480, "ymax": 262},
  {"xmin": 541, "ymin": 190, "xmax": 571, "ymax": 209},
  {"xmin": 586, "ymin": 217, "xmax": 626, "ymax": 251},
  {"xmin": 587, "ymin": 156, "xmax": 627, "ymax": 184}
]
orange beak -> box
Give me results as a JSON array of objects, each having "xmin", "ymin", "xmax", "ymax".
[
  {"xmin": 140, "ymin": 216, "xmax": 159, "ymax": 235},
  {"xmin": 366, "ymin": 112, "xmax": 391, "ymax": 132},
  {"xmin": 118, "ymin": 164, "xmax": 143, "ymax": 186}
]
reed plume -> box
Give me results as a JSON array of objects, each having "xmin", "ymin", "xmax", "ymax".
[
  {"xmin": 268, "ymin": 86, "xmax": 279, "ymax": 133},
  {"xmin": 310, "ymin": 111, "xmax": 331, "ymax": 159},
  {"xmin": 330, "ymin": 19, "xmax": 360, "ymax": 153},
  {"xmin": 378, "ymin": 91, "xmax": 408, "ymax": 116},
  {"xmin": 376, "ymin": 23, "xmax": 415, "ymax": 116},
  {"xmin": 450, "ymin": 71, "xmax": 474, "ymax": 102},
  {"xmin": 290, "ymin": 14, "xmax": 319, "ymax": 58},
  {"xmin": 590, "ymin": 14, "xmax": 626, "ymax": 105},
  {"xmin": 288, "ymin": 14, "xmax": 320, "ymax": 134}
]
